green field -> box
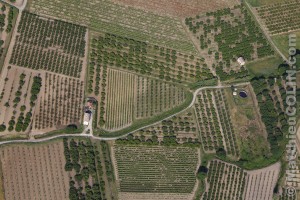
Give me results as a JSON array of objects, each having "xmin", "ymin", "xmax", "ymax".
[
  {"xmin": 113, "ymin": 145, "xmax": 199, "ymax": 193},
  {"xmin": 246, "ymin": 56, "xmax": 282, "ymax": 76},
  {"xmin": 272, "ymin": 31, "xmax": 300, "ymax": 57},
  {"xmin": 246, "ymin": 0, "xmax": 287, "ymax": 7}
]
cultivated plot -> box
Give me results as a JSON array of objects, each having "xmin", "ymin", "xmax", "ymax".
[
  {"xmin": 29, "ymin": 0, "xmax": 197, "ymax": 54},
  {"xmin": 0, "ymin": 141, "xmax": 69, "ymax": 200},
  {"xmin": 112, "ymin": 0, "xmax": 239, "ymax": 17},
  {"xmin": 112, "ymin": 144, "xmax": 199, "ymax": 199},
  {"xmin": 89, "ymin": 32, "xmax": 213, "ymax": 85},
  {"xmin": 255, "ymin": 0, "xmax": 300, "ymax": 35},
  {"xmin": 89, "ymin": 62, "xmax": 190, "ymax": 132},
  {"xmin": 203, "ymin": 159, "xmax": 280, "ymax": 200},
  {"xmin": 32, "ymin": 72, "xmax": 84, "ymax": 134},
  {"xmin": 194, "ymin": 88, "xmax": 239, "ymax": 157},
  {"xmin": 9, "ymin": 11, "xmax": 86, "ymax": 78}
]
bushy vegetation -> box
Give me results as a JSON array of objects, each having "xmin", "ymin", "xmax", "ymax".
[{"xmin": 185, "ymin": 4, "xmax": 274, "ymax": 81}]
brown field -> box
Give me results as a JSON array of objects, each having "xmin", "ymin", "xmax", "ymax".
[
  {"xmin": 0, "ymin": 141, "xmax": 69, "ymax": 200},
  {"xmin": 32, "ymin": 72, "xmax": 84, "ymax": 134},
  {"xmin": 112, "ymin": 0, "xmax": 239, "ymax": 17},
  {"xmin": 244, "ymin": 162, "xmax": 281, "ymax": 200}
]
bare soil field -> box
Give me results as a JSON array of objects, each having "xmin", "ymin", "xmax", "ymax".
[
  {"xmin": 112, "ymin": 0, "xmax": 239, "ymax": 17},
  {"xmin": 0, "ymin": 140, "xmax": 69, "ymax": 200}
]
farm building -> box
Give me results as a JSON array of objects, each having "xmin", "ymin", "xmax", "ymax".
[
  {"xmin": 237, "ymin": 57, "xmax": 245, "ymax": 66},
  {"xmin": 83, "ymin": 112, "xmax": 91, "ymax": 125}
]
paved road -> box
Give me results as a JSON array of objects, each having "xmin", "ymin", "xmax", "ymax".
[{"xmin": 0, "ymin": 82, "xmax": 250, "ymax": 145}]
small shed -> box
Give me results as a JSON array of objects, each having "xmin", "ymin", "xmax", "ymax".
[
  {"xmin": 237, "ymin": 57, "xmax": 245, "ymax": 66},
  {"xmin": 83, "ymin": 112, "xmax": 91, "ymax": 125}
]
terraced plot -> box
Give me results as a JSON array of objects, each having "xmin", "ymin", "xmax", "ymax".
[
  {"xmin": 256, "ymin": 0, "xmax": 300, "ymax": 35},
  {"xmin": 0, "ymin": 141, "xmax": 69, "ymax": 200},
  {"xmin": 9, "ymin": 11, "xmax": 86, "ymax": 78},
  {"xmin": 29, "ymin": 0, "xmax": 197, "ymax": 54},
  {"xmin": 112, "ymin": 145, "xmax": 199, "ymax": 196}
]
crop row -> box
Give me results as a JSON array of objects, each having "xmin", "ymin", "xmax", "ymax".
[
  {"xmin": 113, "ymin": 145, "xmax": 199, "ymax": 193},
  {"xmin": 203, "ymin": 160, "xmax": 246, "ymax": 200},
  {"xmin": 136, "ymin": 77, "xmax": 186, "ymax": 119},
  {"xmin": 194, "ymin": 90, "xmax": 224, "ymax": 152},
  {"xmin": 256, "ymin": 0, "xmax": 300, "ymax": 35},
  {"xmin": 194, "ymin": 89, "xmax": 239, "ymax": 157},
  {"xmin": 29, "ymin": 0, "xmax": 197, "ymax": 54},
  {"xmin": 32, "ymin": 73, "xmax": 84, "ymax": 131},
  {"xmin": 89, "ymin": 33, "xmax": 213, "ymax": 84},
  {"xmin": 10, "ymin": 12, "xmax": 86, "ymax": 78}
]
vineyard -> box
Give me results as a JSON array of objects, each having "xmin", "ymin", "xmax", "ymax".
[
  {"xmin": 244, "ymin": 162, "xmax": 281, "ymax": 200},
  {"xmin": 112, "ymin": 144, "xmax": 199, "ymax": 198},
  {"xmin": 89, "ymin": 32, "xmax": 213, "ymax": 85},
  {"xmin": 194, "ymin": 88, "xmax": 239, "ymax": 157},
  {"xmin": 9, "ymin": 11, "xmax": 86, "ymax": 78},
  {"xmin": 89, "ymin": 42, "xmax": 192, "ymax": 131},
  {"xmin": 104, "ymin": 69, "xmax": 136, "ymax": 130},
  {"xmin": 32, "ymin": 73, "xmax": 84, "ymax": 133},
  {"xmin": 256, "ymin": 0, "xmax": 300, "ymax": 35},
  {"xmin": 0, "ymin": 66, "xmax": 42, "ymax": 134},
  {"xmin": 112, "ymin": 0, "xmax": 239, "ymax": 17},
  {"xmin": 29, "ymin": 0, "xmax": 197, "ymax": 54},
  {"xmin": 0, "ymin": 141, "xmax": 69, "ymax": 200},
  {"xmin": 185, "ymin": 4, "xmax": 274, "ymax": 81},
  {"xmin": 203, "ymin": 160, "xmax": 280, "ymax": 200}
]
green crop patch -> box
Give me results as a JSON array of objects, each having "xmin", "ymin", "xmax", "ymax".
[{"xmin": 113, "ymin": 145, "xmax": 199, "ymax": 193}]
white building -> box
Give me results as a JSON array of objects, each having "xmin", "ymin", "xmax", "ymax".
[
  {"xmin": 83, "ymin": 112, "xmax": 91, "ymax": 126},
  {"xmin": 237, "ymin": 57, "xmax": 245, "ymax": 66}
]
